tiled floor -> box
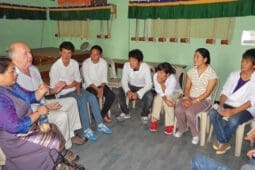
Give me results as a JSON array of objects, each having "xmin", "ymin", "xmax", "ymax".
[{"xmin": 72, "ymin": 90, "xmax": 252, "ymax": 170}]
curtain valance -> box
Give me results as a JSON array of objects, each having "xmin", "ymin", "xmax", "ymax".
[
  {"xmin": 0, "ymin": 3, "xmax": 46, "ymax": 20},
  {"xmin": 128, "ymin": 0, "xmax": 255, "ymax": 19},
  {"xmin": 49, "ymin": 5, "xmax": 111, "ymax": 20}
]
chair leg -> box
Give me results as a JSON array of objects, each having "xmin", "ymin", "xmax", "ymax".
[
  {"xmin": 126, "ymin": 97, "xmax": 129, "ymax": 107},
  {"xmin": 99, "ymin": 98, "xmax": 103, "ymax": 110},
  {"xmin": 132, "ymin": 100, "xmax": 136, "ymax": 108},
  {"xmin": 0, "ymin": 147, "xmax": 6, "ymax": 169},
  {"xmin": 207, "ymin": 124, "xmax": 213, "ymax": 143},
  {"xmin": 206, "ymin": 115, "xmax": 210, "ymax": 134},
  {"xmin": 173, "ymin": 117, "xmax": 177, "ymax": 134},
  {"xmin": 200, "ymin": 112, "xmax": 207, "ymax": 146},
  {"xmin": 235, "ymin": 124, "xmax": 245, "ymax": 157}
]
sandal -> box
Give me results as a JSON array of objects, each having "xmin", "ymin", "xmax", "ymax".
[
  {"xmin": 71, "ymin": 135, "xmax": 87, "ymax": 145},
  {"xmin": 56, "ymin": 162, "xmax": 85, "ymax": 170},
  {"xmin": 64, "ymin": 150, "xmax": 80, "ymax": 163}
]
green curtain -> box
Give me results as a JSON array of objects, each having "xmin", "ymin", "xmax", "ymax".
[
  {"xmin": 49, "ymin": 7, "xmax": 111, "ymax": 20},
  {"xmin": 128, "ymin": 0, "xmax": 255, "ymax": 19},
  {"xmin": 0, "ymin": 4, "xmax": 46, "ymax": 20}
]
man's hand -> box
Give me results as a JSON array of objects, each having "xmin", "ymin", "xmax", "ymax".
[
  {"xmin": 97, "ymin": 87, "xmax": 104, "ymax": 98},
  {"xmin": 127, "ymin": 91, "xmax": 138, "ymax": 100},
  {"xmin": 53, "ymin": 81, "xmax": 66, "ymax": 94},
  {"xmin": 218, "ymin": 108, "xmax": 233, "ymax": 117},
  {"xmin": 35, "ymin": 84, "xmax": 49, "ymax": 100},
  {"xmin": 127, "ymin": 91, "xmax": 133, "ymax": 100},
  {"xmin": 132, "ymin": 92, "xmax": 138, "ymax": 100},
  {"xmin": 46, "ymin": 102, "xmax": 62, "ymax": 111}
]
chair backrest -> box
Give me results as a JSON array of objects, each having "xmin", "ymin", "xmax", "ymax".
[
  {"xmin": 103, "ymin": 57, "xmax": 117, "ymax": 79},
  {"xmin": 173, "ymin": 66, "xmax": 186, "ymax": 89},
  {"xmin": 79, "ymin": 66, "xmax": 85, "ymax": 83},
  {"xmin": 148, "ymin": 64, "xmax": 156, "ymax": 74},
  {"xmin": 204, "ymin": 78, "xmax": 220, "ymax": 111}
]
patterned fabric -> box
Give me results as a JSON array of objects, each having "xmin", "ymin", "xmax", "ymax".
[
  {"xmin": 187, "ymin": 65, "xmax": 217, "ymax": 99},
  {"xmin": 18, "ymin": 124, "xmax": 65, "ymax": 152}
]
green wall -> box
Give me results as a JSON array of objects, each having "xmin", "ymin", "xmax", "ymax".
[
  {"xmin": 1, "ymin": 0, "xmax": 255, "ymax": 98},
  {"xmin": 0, "ymin": 0, "xmax": 50, "ymax": 56}
]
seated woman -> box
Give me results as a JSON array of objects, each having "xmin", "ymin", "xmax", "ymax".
[
  {"xmin": 149, "ymin": 62, "xmax": 182, "ymax": 135},
  {"xmin": 174, "ymin": 48, "xmax": 217, "ymax": 145},
  {"xmin": 210, "ymin": 49, "xmax": 255, "ymax": 155},
  {"xmin": 0, "ymin": 58, "xmax": 84, "ymax": 169}
]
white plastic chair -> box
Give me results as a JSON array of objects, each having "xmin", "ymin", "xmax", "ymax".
[
  {"xmin": 196, "ymin": 79, "xmax": 220, "ymax": 146},
  {"xmin": 104, "ymin": 57, "xmax": 121, "ymax": 88},
  {"xmin": 208, "ymin": 116, "xmax": 255, "ymax": 157},
  {"xmin": 0, "ymin": 147, "xmax": 6, "ymax": 170}
]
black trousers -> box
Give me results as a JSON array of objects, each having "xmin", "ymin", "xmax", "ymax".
[
  {"xmin": 86, "ymin": 85, "xmax": 115, "ymax": 118},
  {"xmin": 118, "ymin": 84, "xmax": 154, "ymax": 117}
]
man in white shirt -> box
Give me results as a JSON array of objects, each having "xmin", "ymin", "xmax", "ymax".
[
  {"xmin": 209, "ymin": 49, "xmax": 255, "ymax": 155},
  {"xmin": 50, "ymin": 41, "xmax": 112, "ymax": 142},
  {"xmin": 117, "ymin": 49, "xmax": 154, "ymax": 124},
  {"xmin": 82, "ymin": 45, "xmax": 115, "ymax": 123},
  {"xmin": 8, "ymin": 42, "xmax": 85, "ymax": 162}
]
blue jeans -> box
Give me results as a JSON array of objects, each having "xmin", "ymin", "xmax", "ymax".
[
  {"xmin": 60, "ymin": 89, "xmax": 103, "ymax": 130},
  {"xmin": 191, "ymin": 155, "xmax": 231, "ymax": 170},
  {"xmin": 209, "ymin": 107, "xmax": 253, "ymax": 144}
]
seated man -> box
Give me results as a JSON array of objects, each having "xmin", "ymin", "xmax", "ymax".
[
  {"xmin": 81, "ymin": 45, "xmax": 115, "ymax": 123},
  {"xmin": 117, "ymin": 49, "xmax": 154, "ymax": 124},
  {"xmin": 50, "ymin": 41, "xmax": 112, "ymax": 141},
  {"xmin": 209, "ymin": 49, "xmax": 255, "ymax": 154},
  {"xmin": 8, "ymin": 42, "xmax": 86, "ymax": 153}
]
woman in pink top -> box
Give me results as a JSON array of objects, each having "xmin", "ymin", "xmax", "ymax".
[{"xmin": 174, "ymin": 48, "xmax": 217, "ymax": 145}]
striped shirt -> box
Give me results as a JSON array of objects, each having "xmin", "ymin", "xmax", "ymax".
[{"xmin": 187, "ymin": 65, "xmax": 217, "ymax": 99}]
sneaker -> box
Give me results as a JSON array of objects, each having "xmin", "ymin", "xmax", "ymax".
[
  {"xmin": 216, "ymin": 144, "xmax": 231, "ymax": 155},
  {"xmin": 149, "ymin": 121, "xmax": 158, "ymax": 132},
  {"xmin": 192, "ymin": 136, "xmax": 199, "ymax": 145},
  {"xmin": 141, "ymin": 116, "xmax": 149, "ymax": 124},
  {"xmin": 164, "ymin": 126, "xmax": 174, "ymax": 135},
  {"xmin": 116, "ymin": 113, "xmax": 131, "ymax": 121},
  {"xmin": 213, "ymin": 140, "xmax": 220, "ymax": 150},
  {"xmin": 84, "ymin": 128, "xmax": 97, "ymax": 141},
  {"xmin": 174, "ymin": 131, "xmax": 184, "ymax": 138},
  {"xmin": 97, "ymin": 123, "xmax": 112, "ymax": 134}
]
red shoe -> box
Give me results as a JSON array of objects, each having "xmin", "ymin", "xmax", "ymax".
[
  {"xmin": 164, "ymin": 126, "xmax": 174, "ymax": 135},
  {"xmin": 149, "ymin": 121, "xmax": 158, "ymax": 132}
]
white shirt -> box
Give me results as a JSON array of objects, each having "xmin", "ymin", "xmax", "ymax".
[
  {"xmin": 153, "ymin": 73, "xmax": 182, "ymax": 97},
  {"xmin": 222, "ymin": 70, "xmax": 255, "ymax": 117},
  {"xmin": 16, "ymin": 66, "xmax": 43, "ymax": 91},
  {"xmin": 15, "ymin": 66, "xmax": 46, "ymax": 110},
  {"xmin": 81, "ymin": 58, "xmax": 108, "ymax": 88},
  {"xmin": 50, "ymin": 58, "xmax": 81, "ymax": 97},
  {"xmin": 121, "ymin": 62, "xmax": 152, "ymax": 99}
]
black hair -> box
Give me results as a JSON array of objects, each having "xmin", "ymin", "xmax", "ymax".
[
  {"xmin": 128, "ymin": 49, "xmax": 143, "ymax": 62},
  {"xmin": 242, "ymin": 49, "xmax": 255, "ymax": 65},
  {"xmin": 59, "ymin": 41, "xmax": 75, "ymax": 52},
  {"xmin": 90, "ymin": 45, "xmax": 103, "ymax": 54},
  {"xmin": 0, "ymin": 57, "xmax": 12, "ymax": 74},
  {"xmin": 195, "ymin": 48, "xmax": 210, "ymax": 64},
  {"xmin": 156, "ymin": 62, "xmax": 176, "ymax": 74}
]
